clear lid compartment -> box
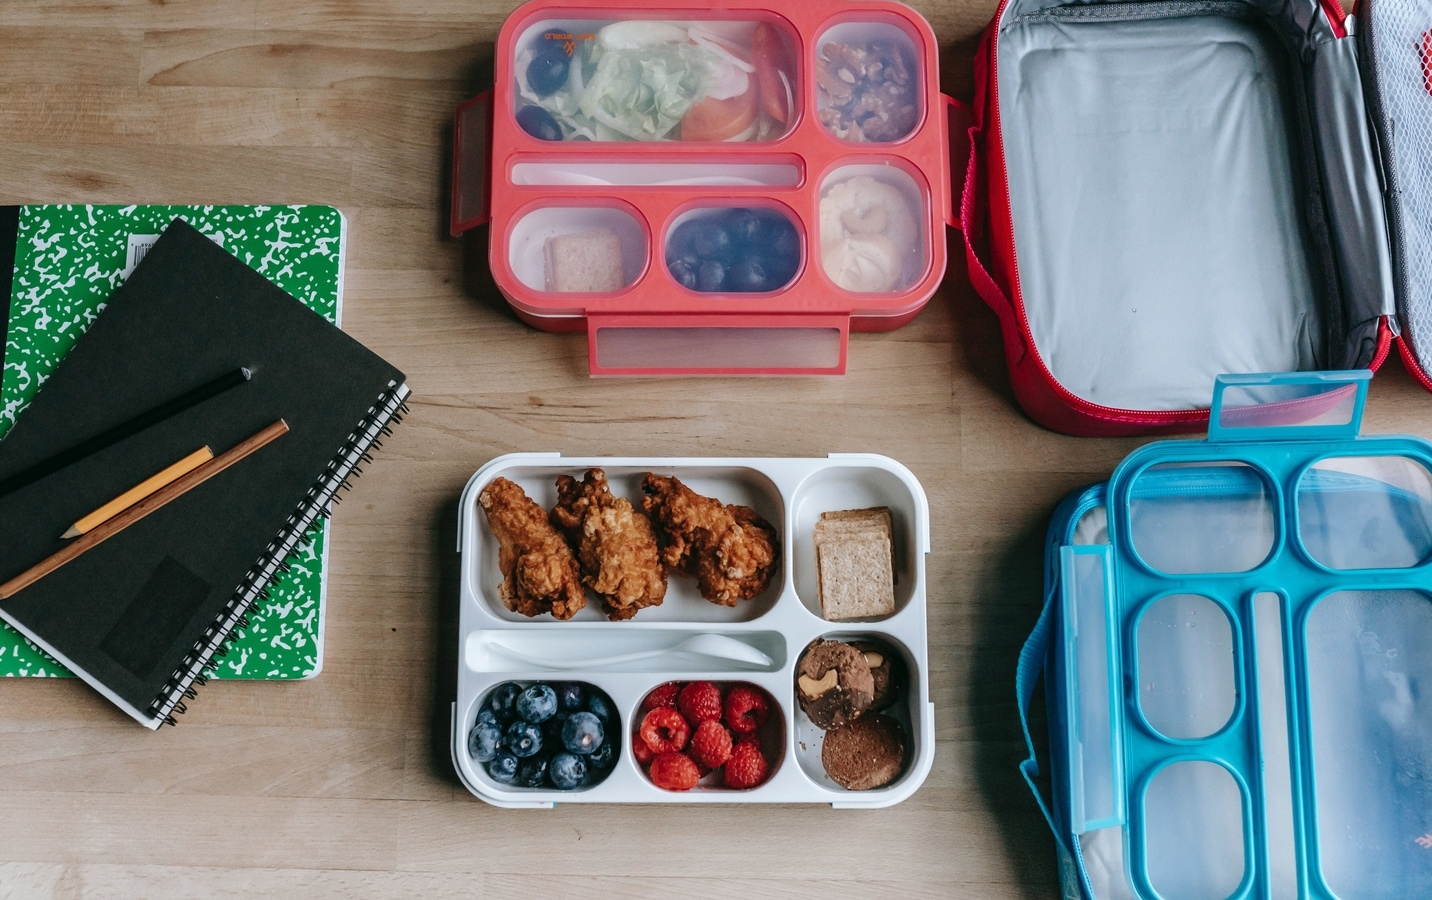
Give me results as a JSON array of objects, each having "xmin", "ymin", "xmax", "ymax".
[
  {"xmin": 1296, "ymin": 455, "xmax": 1432, "ymax": 570},
  {"xmin": 664, "ymin": 205, "xmax": 802, "ymax": 294},
  {"xmin": 1142, "ymin": 760, "xmax": 1247, "ymax": 900},
  {"xmin": 1127, "ymin": 461, "xmax": 1276, "ymax": 574},
  {"xmin": 511, "ymin": 158, "xmax": 802, "ymax": 187},
  {"xmin": 510, "ymin": 17, "xmax": 798, "ymax": 143},
  {"xmin": 1306, "ymin": 589, "xmax": 1432, "ymax": 895},
  {"xmin": 1135, "ymin": 593, "xmax": 1236, "ymax": 740},
  {"xmin": 817, "ymin": 163, "xmax": 927, "ymax": 294},
  {"xmin": 507, "ymin": 204, "xmax": 646, "ymax": 294},
  {"xmin": 813, "ymin": 18, "xmax": 922, "ymax": 144}
]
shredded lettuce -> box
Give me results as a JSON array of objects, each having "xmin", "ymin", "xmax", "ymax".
[
  {"xmin": 513, "ymin": 22, "xmax": 753, "ymax": 142},
  {"xmin": 578, "ymin": 42, "xmax": 717, "ymax": 140}
]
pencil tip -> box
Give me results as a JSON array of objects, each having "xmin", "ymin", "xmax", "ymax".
[{"xmin": 60, "ymin": 526, "xmax": 80, "ymax": 539}]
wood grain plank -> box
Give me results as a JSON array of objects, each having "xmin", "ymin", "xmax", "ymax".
[
  {"xmin": 142, "ymin": 29, "xmax": 489, "ymax": 89},
  {"xmin": 0, "ymin": 29, "xmax": 142, "ymax": 85},
  {"xmin": 0, "ymin": 792, "xmax": 400, "ymax": 869}
]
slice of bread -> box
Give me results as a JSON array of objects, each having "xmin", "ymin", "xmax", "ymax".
[
  {"xmin": 544, "ymin": 227, "xmax": 624, "ymax": 292},
  {"xmin": 814, "ymin": 506, "xmax": 897, "ymax": 588},
  {"xmin": 817, "ymin": 532, "xmax": 895, "ymax": 621},
  {"xmin": 815, "ymin": 507, "xmax": 892, "ymax": 538}
]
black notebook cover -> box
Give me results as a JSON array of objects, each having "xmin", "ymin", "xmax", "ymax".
[{"xmin": 0, "ymin": 218, "xmax": 407, "ymax": 727}]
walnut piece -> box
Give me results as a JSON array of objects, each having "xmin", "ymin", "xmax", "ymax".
[{"xmin": 816, "ymin": 39, "xmax": 919, "ymax": 143}]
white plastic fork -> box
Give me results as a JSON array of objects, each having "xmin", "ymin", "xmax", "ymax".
[{"xmin": 482, "ymin": 632, "xmax": 773, "ymax": 670}]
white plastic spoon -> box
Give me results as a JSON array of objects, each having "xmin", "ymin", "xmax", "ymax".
[{"xmin": 482, "ymin": 632, "xmax": 773, "ymax": 670}]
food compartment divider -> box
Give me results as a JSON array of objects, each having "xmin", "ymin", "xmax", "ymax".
[{"xmin": 452, "ymin": 453, "xmax": 932, "ymax": 807}]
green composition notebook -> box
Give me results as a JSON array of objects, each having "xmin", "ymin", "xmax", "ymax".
[{"xmin": 0, "ymin": 204, "xmax": 345, "ymax": 680}]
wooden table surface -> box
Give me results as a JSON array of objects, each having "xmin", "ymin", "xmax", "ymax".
[{"xmin": 0, "ymin": 0, "xmax": 1407, "ymax": 896}]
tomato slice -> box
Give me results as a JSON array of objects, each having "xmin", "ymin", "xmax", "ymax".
[
  {"xmin": 680, "ymin": 77, "xmax": 760, "ymax": 141},
  {"xmin": 752, "ymin": 22, "xmax": 789, "ymax": 125}
]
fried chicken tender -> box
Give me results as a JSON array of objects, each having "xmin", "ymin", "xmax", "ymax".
[
  {"xmin": 550, "ymin": 468, "xmax": 667, "ymax": 621},
  {"xmin": 478, "ymin": 476, "xmax": 585, "ymax": 620},
  {"xmin": 640, "ymin": 473, "xmax": 780, "ymax": 606}
]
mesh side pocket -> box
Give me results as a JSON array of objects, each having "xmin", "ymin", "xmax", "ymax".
[{"xmin": 1366, "ymin": 5, "xmax": 1432, "ymax": 369}]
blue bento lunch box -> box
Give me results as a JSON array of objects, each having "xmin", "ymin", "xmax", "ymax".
[{"xmin": 1018, "ymin": 371, "xmax": 1432, "ymax": 899}]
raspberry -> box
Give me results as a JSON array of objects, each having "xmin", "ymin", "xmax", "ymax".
[
  {"xmin": 641, "ymin": 681, "xmax": 680, "ymax": 713},
  {"xmin": 724, "ymin": 686, "xmax": 770, "ymax": 734},
  {"xmin": 677, "ymin": 681, "xmax": 724, "ymax": 723},
  {"xmin": 632, "ymin": 731, "xmax": 655, "ymax": 765},
  {"xmin": 639, "ymin": 707, "xmax": 691, "ymax": 754},
  {"xmin": 648, "ymin": 751, "xmax": 701, "ymax": 791},
  {"xmin": 723, "ymin": 741, "xmax": 769, "ymax": 789},
  {"xmin": 688, "ymin": 719, "xmax": 733, "ymax": 769}
]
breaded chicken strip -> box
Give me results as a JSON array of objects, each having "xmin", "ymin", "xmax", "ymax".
[
  {"xmin": 478, "ymin": 477, "xmax": 585, "ymax": 619},
  {"xmin": 640, "ymin": 473, "xmax": 780, "ymax": 606},
  {"xmin": 551, "ymin": 468, "xmax": 667, "ymax": 621}
]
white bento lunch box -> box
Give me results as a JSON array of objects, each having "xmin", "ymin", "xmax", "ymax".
[{"xmin": 450, "ymin": 452, "xmax": 933, "ymax": 807}]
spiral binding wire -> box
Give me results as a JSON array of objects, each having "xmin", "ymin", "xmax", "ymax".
[{"xmin": 146, "ymin": 381, "xmax": 412, "ymax": 724}]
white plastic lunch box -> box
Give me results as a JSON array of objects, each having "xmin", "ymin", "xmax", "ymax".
[{"xmin": 450, "ymin": 453, "xmax": 933, "ymax": 807}]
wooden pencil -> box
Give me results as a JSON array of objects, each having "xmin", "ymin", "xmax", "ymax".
[
  {"xmin": 61, "ymin": 446, "xmax": 215, "ymax": 539},
  {"xmin": 0, "ymin": 420, "xmax": 289, "ymax": 601}
]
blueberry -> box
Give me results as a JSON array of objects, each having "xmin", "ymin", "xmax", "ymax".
[
  {"xmin": 668, "ymin": 258, "xmax": 699, "ymax": 290},
  {"xmin": 588, "ymin": 738, "xmax": 616, "ymax": 772},
  {"xmin": 692, "ymin": 219, "xmax": 734, "ymax": 262},
  {"xmin": 475, "ymin": 706, "xmax": 498, "ymax": 726},
  {"xmin": 667, "ymin": 220, "xmax": 699, "ymax": 259},
  {"xmin": 727, "ymin": 256, "xmax": 771, "ymax": 292},
  {"xmin": 516, "ymin": 684, "xmax": 558, "ymax": 723},
  {"xmin": 561, "ymin": 711, "xmax": 604, "ymax": 755},
  {"xmin": 549, "ymin": 752, "xmax": 587, "ymax": 789},
  {"xmin": 487, "ymin": 753, "xmax": 520, "ymax": 784},
  {"xmin": 724, "ymin": 208, "xmax": 765, "ymax": 245},
  {"xmin": 764, "ymin": 247, "xmax": 800, "ymax": 288},
  {"xmin": 488, "ymin": 682, "xmax": 521, "ymax": 720},
  {"xmin": 586, "ymin": 692, "xmax": 614, "ymax": 723},
  {"xmin": 517, "ymin": 756, "xmax": 549, "ymax": 788},
  {"xmin": 516, "ymin": 105, "xmax": 562, "ymax": 141},
  {"xmin": 527, "ymin": 47, "xmax": 571, "ymax": 97},
  {"xmin": 696, "ymin": 259, "xmax": 726, "ymax": 292},
  {"xmin": 556, "ymin": 682, "xmax": 586, "ymax": 713},
  {"xmin": 505, "ymin": 720, "xmax": 544, "ymax": 758},
  {"xmin": 468, "ymin": 721, "xmax": 503, "ymax": 762},
  {"xmin": 771, "ymin": 218, "xmax": 800, "ymax": 259}
]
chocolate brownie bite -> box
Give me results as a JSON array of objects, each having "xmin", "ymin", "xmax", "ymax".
[
  {"xmin": 797, "ymin": 639, "xmax": 874, "ymax": 730},
  {"xmin": 850, "ymin": 639, "xmax": 903, "ymax": 711},
  {"xmin": 821, "ymin": 713, "xmax": 907, "ymax": 791}
]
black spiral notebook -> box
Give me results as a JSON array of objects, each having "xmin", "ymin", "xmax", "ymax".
[{"xmin": 0, "ymin": 218, "xmax": 409, "ymax": 728}]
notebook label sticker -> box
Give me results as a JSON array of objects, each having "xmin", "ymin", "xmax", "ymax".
[
  {"xmin": 122, "ymin": 230, "xmax": 223, "ymax": 280},
  {"xmin": 99, "ymin": 556, "xmax": 213, "ymax": 679}
]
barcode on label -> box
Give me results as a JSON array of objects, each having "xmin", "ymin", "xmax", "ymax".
[{"xmin": 122, "ymin": 230, "xmax": 224, "ymax": 280}]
